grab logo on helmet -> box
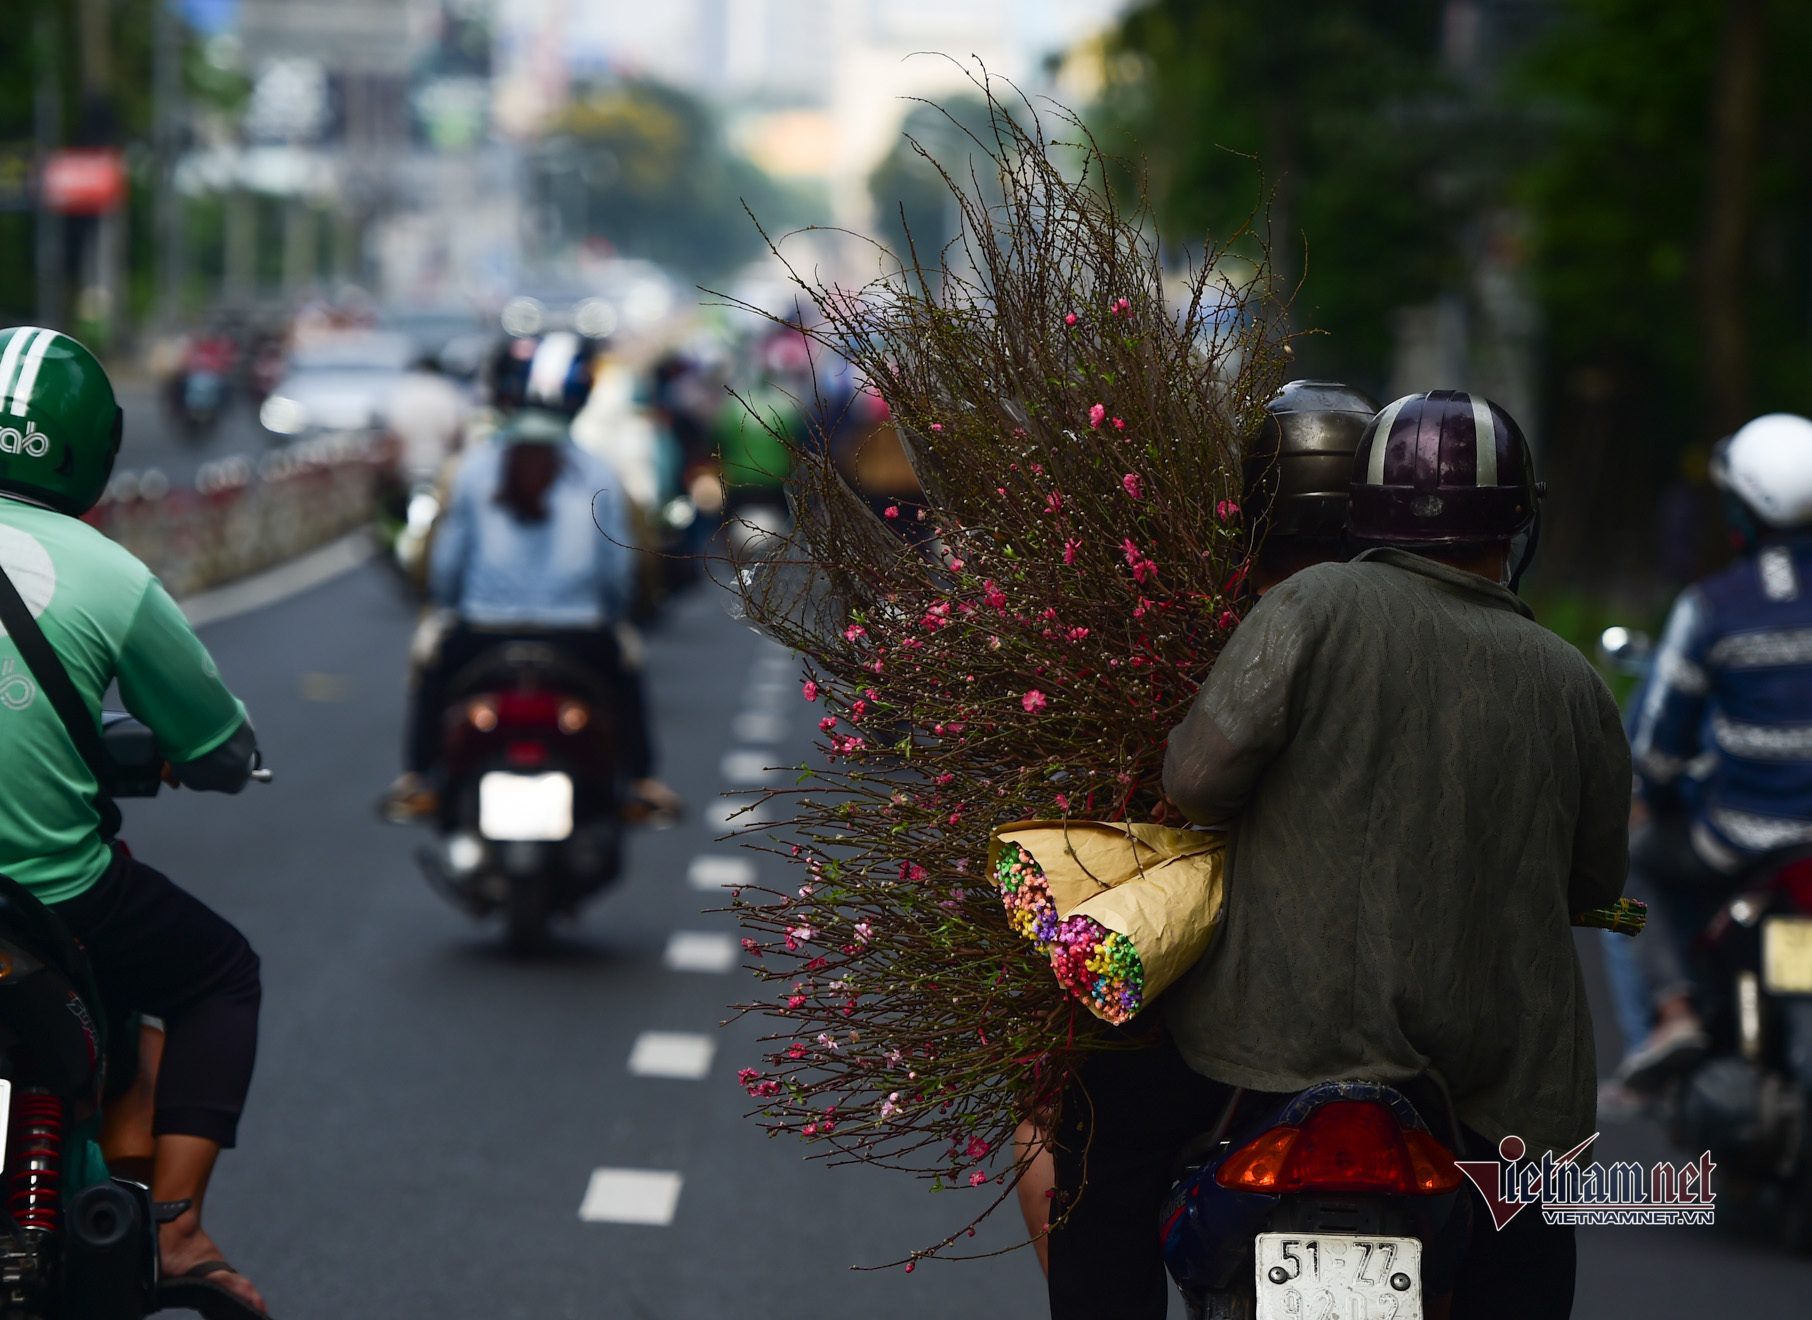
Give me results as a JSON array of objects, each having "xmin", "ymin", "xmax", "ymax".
[{"xmin": 0, "ymin": 422, "xmax": 50, "ymax": 458}]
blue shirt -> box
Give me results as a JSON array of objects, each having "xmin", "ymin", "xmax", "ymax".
[
  {"xmin": 429, "ymin": 441, "xmax": 631, "ymax": 629},
  {"xmin": 1633, "ymin": 536, "xmax": 1812, "ymax": 865}
]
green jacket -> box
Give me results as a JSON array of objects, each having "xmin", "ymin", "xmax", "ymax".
[
  {"xmin": 1161, "ymin": 549, "xmax": 1630, "ymax": 1155},
  {"xmin": 0, "ymin": 497, "xmax": 245, "ymax": 902}
]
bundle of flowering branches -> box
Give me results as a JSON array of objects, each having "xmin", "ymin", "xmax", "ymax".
[{"xmin": 718, "ymin": 75, "xmax": 1288, "ymax": 1263}]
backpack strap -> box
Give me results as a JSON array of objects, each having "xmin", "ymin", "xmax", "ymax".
[{"xmin": 0, "ymin": 561, "xmax": 123, "ymax": 839}]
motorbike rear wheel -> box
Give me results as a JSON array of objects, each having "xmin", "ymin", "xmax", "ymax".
[{"xmin": 504, "ymin": 875, "xmax": 552, "ymax": 956}]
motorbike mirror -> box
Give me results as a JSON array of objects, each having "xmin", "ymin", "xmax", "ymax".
[
  {"xmin": 250, "ymin": 768, "xmax": 273, "ymax": 784},
  {"xmin": 1599, "ymin": 626, "xmax": 1652, "ymax": 675}
]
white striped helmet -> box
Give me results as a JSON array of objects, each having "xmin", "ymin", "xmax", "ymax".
[
  {"xmin": 1347, "ymin": 390, "xmax": 1539, "ymax": 543},
  {"xmin": 0, "ymin": 326, "xmax": 123, "ymax": 516},
  {"xmin": 1713, "ymin": 414, "xmax": 1812, "ymax": 529}
]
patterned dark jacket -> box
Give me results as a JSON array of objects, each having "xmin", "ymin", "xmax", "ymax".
[{"xmin": 1633, "ymin": 535, "xmax": 1812, "ymax": 868}]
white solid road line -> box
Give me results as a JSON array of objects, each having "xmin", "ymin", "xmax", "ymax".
[
  {"xmin": 689, "ymin": 855, "xmax": 755, "ymax": 890},
  {"xmin": 663, "ymin": 931, "xmax": 737, "ymax": 973},
  {"xmin": 578, "ymin": 1169, "xmax": 684, "ymax": 1225},
  {"xmin": 181, "ymin": 530, "xmax": 376, "ymax": 628},
  {"xmin": 627, "ymin": 1031, "xmax": 717, "ymax": 1080},
  {"xmin": 720, "ymin": 749, "xmax": 779, "ymax": 785}
]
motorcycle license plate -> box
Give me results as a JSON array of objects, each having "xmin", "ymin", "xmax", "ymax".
[
  {"xmin": 1763, "ymin": 916, "xmax": 1812, "ymax": 995},
  {"xmin": 1255, "ymin": 1233, "xmax": 1422, "ymax": 1320},
  {"xmin": 478, "ymin": 771, "xmax": 574, "ymax": 842}
]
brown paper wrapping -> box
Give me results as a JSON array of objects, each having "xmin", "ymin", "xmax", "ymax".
[{"xmin": 989, "ymin": 820, "xmax": 1227, "ymax": 1017}]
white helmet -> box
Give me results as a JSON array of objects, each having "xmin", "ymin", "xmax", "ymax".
[{"xmin": 1713, "ymin": 413, "xmax": 1812, "ymax": 529}]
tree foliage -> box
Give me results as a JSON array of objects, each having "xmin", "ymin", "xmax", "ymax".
[
  {"xmin": 1097, "ymin": 0, "xmax": 1457, "ymax": 385},
  {"xmin": 546, "ymin": 79, "xmax": 806, "ymax": 279}
]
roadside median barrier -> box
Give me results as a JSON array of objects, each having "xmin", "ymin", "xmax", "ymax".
[{"xmin": 85, "ymin": 432, "xmax": 380, "ymax": 599}]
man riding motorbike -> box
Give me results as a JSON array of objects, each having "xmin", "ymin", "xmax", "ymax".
[
  {"xmin": 384, "ymin": 332, "xmax": 678, "ymax": 820},
  {"xmin": 0, "ymin": 328, "xmax": 268, "ymax": 1315},
  {"xmin": 1616, "ymin": 413, "xmax": 1812, "ymax": 1090},
  {"xmin": 1036, "ymin": 379, "xmax": 1377, "ymax": 1306},
  {"xmin": 1159, "ymin": 391, "xmax": 1629, "ymax": 1319}
]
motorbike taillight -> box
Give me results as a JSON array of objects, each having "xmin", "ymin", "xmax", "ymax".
[
  {"xmin": 497, "ymin": 692, "xmax": 562, "ymax": 727},
  {"xmin": 1215, "ymin": 1101, "xmax": 1460, "ymax": 1196},
  {"xmin": 1772, "ymin": 858, "xmax": 1812, "ymax": 914}
]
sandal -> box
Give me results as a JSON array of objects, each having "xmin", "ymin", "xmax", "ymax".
[{"xmin": 156, "ymin": 1261, "xmax": 273, "ymax": 1320}]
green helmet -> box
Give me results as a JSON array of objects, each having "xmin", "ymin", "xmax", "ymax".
[{"xmin": 0, "ymin": 326, "xmax": 123, "ymax": 515}]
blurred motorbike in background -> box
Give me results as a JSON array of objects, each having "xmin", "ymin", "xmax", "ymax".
[
  {"xmin": 1601, "ymin": 623, "xmax": 1812, "ymax": 1249},
  {"xmin": 414, "ymin": 641, "xmax": 629, "ymax": 954}
]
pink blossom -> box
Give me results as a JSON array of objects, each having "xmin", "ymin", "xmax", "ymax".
[
  {"xmin": 1122, "ymin": 538, "xmax": 1141, "ymax": 565},
  {"xmin": 1045, "ymin": 490, "xmax": 1063, "ymax": 514},
  {"xmin": 1063, "ymin": 538, "xmax": 1081, "ymax": 564},
  {"xmin": 865, "ymin": 688, "xmax": 878, "ymax": 700},
  {"xmin": 1117, "ymin": 297, "xmax": 1131, "ymax": 313},
  {"xmin": 987, "ymin": 634, "xmax": 1002, "ymax": 649},
  {"xmin": 803, "ymin": 1124, "xmax": 817, "ymax": 1136},
  {"xmin": 802, "ymin": 680, "xmax": 818, "ymax": 701},
  {"xmin": 884, "ymin": 504, "xmax": 900, "ymax": 519},
  {"xmin": 1112, "ymin": 417, "xmax": 1126, "ymax": 431},
  {"xmin": 969, "ymin": 1171, "xmax": 988, "ymax": 1187},
  {"xmin": 1021, "ymin": 689, "xmax": 1047, "ymax": 714},
  {"xmin": 929, "ymin": 423, "xmax": 943, "ymax": 432},
  {"xmin": 966, "ymin": 1138, "xmax": 991, "ymax": 1159},
  {"xmin": 1064, "ymin": 312, "xmax": 1078, "ymax": 326},
  {"xmin": 1132, "ymin": 558, "xmax": 1158, "ymax": 584},
  {"xmin": 851, "ymin": 700, "xmax": 868, "ymax": 721},
  {"xmin": 844, "ymin": 623, "xmax": 866, "ymax": 641},
  {"xmin": 788, "ymin": 1040, "xmax": 807, "ymax": 1058},
  {"xmin": 1122, "ymin": 472, "xmax": 1144, "ymax": 500},
  {"xmin": 855, "ymin": 920, "xmax": 873, "ymax": 943},
  {"xmin": 1066, "ymin": 626, "xmax": 1090, "ymax": 642},
  {"xmin": 819, "ymin": 716, "xmax": 837, "ymax": 732},
  {"xmin": 949, "ymin": 558, "xmax": 965, "ymax": 571},
  {"xmin": 982, "ymin": 580, "xmax": 1007, "ymax": 612},
  {"xmin": 738, "ymin": 1067, "xmax": 761, "ymax": 1086},
  {"xmin": 786, "ymin": 994, "xmax": 806, "ymax": 1010},
  {"xmin": 1134, "ymin": 597, "xmax": 1154, "ymax": 618},
  {"xmin": 1088, "ymin": 403, "xmax": 1106, "ymax": 428},
  {"xmin": 1216, "ymin": 498, "xmax": 1240, "ymax": 522},
  {"xmin": 916, "ymin": 508, "xmax": 927, "ymax": 520},
  {"xmin": 1218, "ymin": 610, "xmax": 1240, "ymax": 629}
]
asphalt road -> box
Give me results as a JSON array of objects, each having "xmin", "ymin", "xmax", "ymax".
[
  {"xmin": 118, "ymin": 563, "xmax": 1812, "ymax": 1318},
  {"xmin": 114, "ymin": 383, "xmax": 271, "ymax": 487}
]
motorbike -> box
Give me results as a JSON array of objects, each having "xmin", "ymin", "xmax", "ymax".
[
  {"xmin": 0, "ymin": 714, "xmax": 267, "ymax": 1320},
  {"xmin": 1161, "ymin": 1079, "xmax": 1470, "ymax": 1319},
  {"xmin": 1657, "ymin": 846, "xmax": 1812, "ymax": 1248},
  {"xmin": 415, "ymin": 641, "xmax": 627, "ymax": 953},
  {"xmin": 1599, "ymin": 624, "xmax": 1812, "ymax": 1247},
  {"xmin": 164, "ymin": 336, "xmax": 238, "ymax": 440}
]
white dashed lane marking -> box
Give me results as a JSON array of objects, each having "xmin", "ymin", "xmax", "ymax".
[
  {"xmin": 663, "ymin": 931, "xmax": 737, "ymax": 973},
  {"xmin": 731, "ymin": 710, "xmax": 788, "ymax": 743},
  {"xmin": 689, "ymin": 855, "xmax": 754, "ymax": 890},
  {"xmin": 627, "ymin": 1031, "xmax": 716, "ymax": 1079},
  {"xmin": 578, "ymin": 1169, "xmax": 684, "ymax": 1225},
  {"xmin": 708, "ymin": 796, "xmax": 772, "ymax": 827},
  {"xmin": 720, "ymin": 749, "xmax": 779, "ymax": 785}
]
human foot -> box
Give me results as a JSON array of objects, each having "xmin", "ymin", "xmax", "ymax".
[{"xmin": 160, "ymin": 1220, "xmax": 269, "ymax": 1315}]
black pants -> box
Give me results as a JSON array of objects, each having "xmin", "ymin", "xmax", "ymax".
[
  {"xmin": 51, "ymin": 852, "xmax": 261, "ymax": 1147},
  {"xmin": 1046, "ymin": 1033, "xmax": 1575, "ymax": 1320},
  {"xmin": 406, "ymin": 623, "xmax": 654, "ymax": 779}
]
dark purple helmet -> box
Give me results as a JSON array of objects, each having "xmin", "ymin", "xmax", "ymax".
[{"xmin": 1347, "ymin": 390, "xmax": 1540, "ymax": 544}]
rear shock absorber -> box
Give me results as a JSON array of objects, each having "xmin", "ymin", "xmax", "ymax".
[{"xmin": 7, "ymin": 1089, "xmax": 63, "ymax": 1235}]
